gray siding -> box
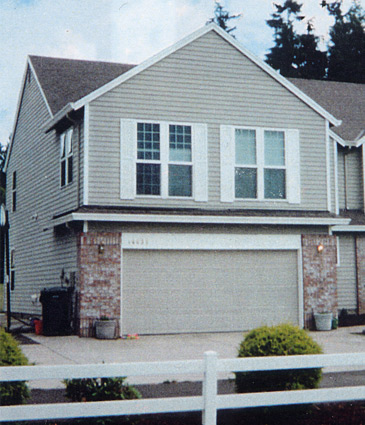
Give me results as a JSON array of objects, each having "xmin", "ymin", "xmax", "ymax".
[
  {"xmin": 6, "ymin": 69, "xmax": 80, "ymax": 314},
  {"xmin": 337, "ymin": 146, "xmax": 363, "ymax": 210},
  {"xmin": 337, "ymin": 235, "xmax": 358, "ymax": 311},
  {"xmin": 87, "ymin": 31, "xmax": 328, "ymax": 211}
]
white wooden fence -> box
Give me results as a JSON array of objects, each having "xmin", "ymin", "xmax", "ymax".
[{"xmin": 1, "ymin": 351, "xmax": 365, "ymax": 424}]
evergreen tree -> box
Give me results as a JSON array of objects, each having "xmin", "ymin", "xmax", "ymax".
[
  {"xmin": 266, "ymin": 1, "xmax": 327, "ymax": 79},
  {"xmin": 207, "ymin": 1, "xmax": 242, "ymax": 37},
  {"xmin": 322, "ymin": 1, "xmax": 365, "ymax": 83},
  {"xmin": 296, "ymin": 21, "xmax": 327, "ymax": 79},
  {"xmin": 265, "ymin": 1, "xmax": 305, "ymax": 77}
]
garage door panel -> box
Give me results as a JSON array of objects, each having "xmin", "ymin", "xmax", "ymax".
[{"xmin": 122, "ymin": 249, "xmax": 298, "ymax": 334}]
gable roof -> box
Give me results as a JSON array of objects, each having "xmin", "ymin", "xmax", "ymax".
[
  {"xmin": 5, "ymin": 23, "xmax": 344, "ymax": 172},
  {"xmin": 289, "ymin": 78, "xmax": 365, "ymax": 146},
  {"xmin": 29, "ymin": 55, "xmax": 135, "ymax": 115},
  {"xmin": 39, "ymin": 23, "xmax": 341, "ymax": 130}
]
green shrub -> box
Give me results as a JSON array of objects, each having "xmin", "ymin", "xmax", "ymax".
[
  {"xmin": 235, "ymin": 324, "xmax": 323, "ymax": 393},
  {"xmin": 0, "ymin": 327, "xmax": 30, "ymax": 405},
  {"xmin": 64, "ymin": 377, "xmax": 141, "ymax": 424}
]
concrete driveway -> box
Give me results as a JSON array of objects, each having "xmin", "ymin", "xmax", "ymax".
[{"xmin": 13, "ymin": 325, "xmax": 365, "ymax": 388}]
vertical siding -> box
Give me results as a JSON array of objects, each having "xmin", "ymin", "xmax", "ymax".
[
  {"xmin": 87, "ymin": 31, "xmax": 328, "ymax": 211},
  {"xmin": 337, "ymin": 235, "xmax": 358, "ymax": 311},
  {"xmin": 346, "ymin": 148, "xmax": 363, "ymax": 210},
  {"xmin": 337, "ymin": 148, "xmax": 346, "ymax": 210},
  {"xmin": 6, "ymin": 69, "xmax": 80, "ymax": 314},
  {"xmin": 337, "ymin": 146, "xmax": 363, "ymax": 211}
]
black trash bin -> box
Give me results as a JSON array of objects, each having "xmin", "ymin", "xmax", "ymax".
[{"xmin": 40, "ymin": 287, "xmax": 73, "ymax": 336}]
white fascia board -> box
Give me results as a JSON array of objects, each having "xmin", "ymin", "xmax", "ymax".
[
  {"xmin": 28, "ymin": 57, "xmax": 53, "ymax": 117},
  {"xmin": 329, "ymin": 129, "xmax": 346, "ymax": 147},
  {"xmin": 61, "ymin": 23, "xmax": 341, "ymax": 128},
  {"xmin": 332, "ymin": 225, "xmax": 365, "ymax": 233},
  {"xmin": 4, "ymin": 57, "xmax": 53, "ymax": 172},
  {"xmin": 53, "ymin": 212, "xmax": 351, "ymax": 227}
]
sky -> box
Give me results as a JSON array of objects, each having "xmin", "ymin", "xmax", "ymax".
[{"xmin": 0, "ymin": 0, "xmax": 359, "ymax": 145}]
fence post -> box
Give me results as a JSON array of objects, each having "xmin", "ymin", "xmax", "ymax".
[{"xmin": 202, "ymin": 351, "xmax": 218, "ymax": 425}]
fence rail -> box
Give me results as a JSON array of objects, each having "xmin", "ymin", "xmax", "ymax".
[{"xmin": 1, "ymin": 351, "xmax": 365, "ymax": 424}]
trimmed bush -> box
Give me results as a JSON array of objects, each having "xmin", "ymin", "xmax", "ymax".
[
  {"xmin": 235, "ymin": 324, "xmax": 323, "ymax": 393},
  {"xmin": 0, "ymin": 327, "xmax": 30, "ymax": 405},
  {"xmin": 64, "ymin": 377, "xmax": 141, "ymax": 424}
]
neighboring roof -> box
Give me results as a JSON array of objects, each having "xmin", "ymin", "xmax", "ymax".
[
  {"xmin": 289, "ymin": 78, "xmax": 365, "ymax": 146},
  {"xmin": 29, "ymin": 55, "xmax": 135, "ymax": 115}
]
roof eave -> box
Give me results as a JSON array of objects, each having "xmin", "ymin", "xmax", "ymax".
[{"xmin": 44, "ymin": 102, "xmax": 76, "ymax": 133}]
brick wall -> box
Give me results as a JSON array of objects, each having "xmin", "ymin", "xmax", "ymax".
[
  {"xmin": 356, "ymin": 236, "xmax": 365, "ymax": 314},
  {"xmin": 77, "ymin": 232, "xmax": 121, "ymax": 337},
  {"xmin": 302, "ymin": 234, "xmax": 338, "ymax": 329}
]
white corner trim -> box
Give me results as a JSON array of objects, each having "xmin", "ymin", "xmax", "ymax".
[
  {"xmin": 326, "ymin": 121, "xmax": 332, "ymax": 212},
  {"xmin": 334, "ymin": 139, "xmax": 339, "ymax": 215},
  {"xmin": 52, "ymin": 212, "xmax": 352, "ymax": 227},
  {"xmin": 121, "ymin": 232, "xmax": 302, "ymax": 251},
  {"xmin": 83, "ymin": 104, "xmax": 90, "ymax": 205},
  {"xmin": 297, "ymin": 248, "xmax": 304, "ymax": 328},
  {"xmin": 61, "ymin": 23, "xmax": 340, "ymax": 128}
]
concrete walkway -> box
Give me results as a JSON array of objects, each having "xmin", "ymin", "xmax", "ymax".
[{"xmin": 5, "ymin": 322, "xmax": 365, "ymax": 388}]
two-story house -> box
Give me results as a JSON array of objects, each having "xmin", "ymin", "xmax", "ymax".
[{"xmin": 4, "ymin": 24, "xmax": 364, "ymax": 337}]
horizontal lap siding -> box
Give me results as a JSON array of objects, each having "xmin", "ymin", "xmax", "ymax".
[
  {"xmin": 88, "ymin": 31, "xmax": 327, "ymax": 210},
  {"xmin": 6, "ymin": 73, "xmax": 79, "ymax": 314}
]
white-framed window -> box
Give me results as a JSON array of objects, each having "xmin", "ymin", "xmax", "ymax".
[
  {"xmin": 221, "ymin": 125, "xmax": 300, "ymax": 204},
  {"xmin": 12, "ymin": 171, "xmax": 17, "ymax": 212},
  {"xmin": 60, "ymin": 128, "xmax": 73, "ymax": 187},
  {"xmin": 121, "ymin": 119, "xmax": 207, "ymax": 202}
]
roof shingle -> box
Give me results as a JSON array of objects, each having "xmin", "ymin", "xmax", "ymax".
[{"xmin": 29, "ymin": 55, "xmax": 135, "ymax": 114}]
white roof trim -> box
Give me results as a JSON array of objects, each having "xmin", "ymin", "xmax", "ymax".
[
  {"xmin": 53, "ymin": 212, "xmax": 351, "ymax": 227},
  {"xmin": 332, "ymin": 225, "xmax": 365, "ymax": 232},
  {"xmin": 48, "ymin": 23, "xmax": 341, "ymax": 128},
  {"xmin": 329, "ymin": 129, "xmax": 347, "ymax": 147},
  {"xmin": 329, "ymin": 128, "xmax": 365, "ymax": 148},
  {"xmin": 4, "ymin": 57, "xmax": 53, "ymax": 172}
]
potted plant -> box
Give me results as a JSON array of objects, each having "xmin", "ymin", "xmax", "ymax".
[
  {"xmin": 314, "ymin": 312, "xmax": 333, "ymax": 331},
  {"xmin": 94, "ymin": 316, "xmax": 117, "ymax": 339}
]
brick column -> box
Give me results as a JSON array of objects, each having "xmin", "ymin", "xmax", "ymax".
[
  {"xmin": 302, "ymin": 234, "xmax": 338, "ymax": 329},
  {"xmin": 356, "ymin": 236, "xmax": 365, "ymax": 314},
  {"xmin": 77, "ymin": 232, "xmax": 121, "ymax": 337}
]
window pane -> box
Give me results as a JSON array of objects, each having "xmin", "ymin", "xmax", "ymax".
[
  {"xmin": 137, "ymin": 123, "xmax": 160, "ymax": 160},
  {"xmin": 67, "ymin": 157, "xmax": 73, "ymax": 184},
  {"xmin": 66, "ymin": 129, "xmax": 73, "ymax": 155},
  {"xmin": 61, "ymin": 160, "xmax": 66, "ymax": 187},
  {"xmin": 235, "ymin": 129, "xmax": 256, "ymax": 165},
  {"xmin": 264, "ymin": 131, "xmax": 285, "ymax": 166},
  {"xmin": 264, "ymin": 168, "xmax": 286, "ymax": 199},
  {"xmin": 169, "ymin": 165, "xmax": 192, "ymax": 197},
  {"xmin": 136, "ymin": 163, "xmax": 161, "ymax": 195},
  {"xmin": 60, "ymin": 133, "xmax": 66, "ymax": 159},
  {"xmin": 169, "ymin": 125, "xmax": 192, "ymax": 162},
  {"xmin": 235, "ymin": 167, "xmax": 257, "ymax": 198}
]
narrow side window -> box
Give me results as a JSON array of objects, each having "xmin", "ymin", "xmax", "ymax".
[
  {"xmin": 60, "ymin": 128, "xmax": 73, "ymax": 187},
  {"xmin": 12, "ymin": 171, "xmax": 16, "ymax": 212}
]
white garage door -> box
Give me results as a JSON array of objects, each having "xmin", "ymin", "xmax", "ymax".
[{"xmin": 122, "ymin": 249, "xmax": 299, "ymax": 334}]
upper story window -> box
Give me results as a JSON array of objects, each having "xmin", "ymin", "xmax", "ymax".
[
  {"xmin": 60, "ymin": 128, "xmax": 73, "ymax": 187},
  {"xmin": 221, "ymin": 125, "xmax": 300, "ymax": 204},
  {"xmin": 234, "ymin": 128, "xmax": 286, "ymax": 200},
  {"xmin": 121, "ymin": 119, "xmax": 207, "ymax": 202},
  {"xmin": 12, "ymin": 171, "xmax": 16, "ymax": 212}
]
